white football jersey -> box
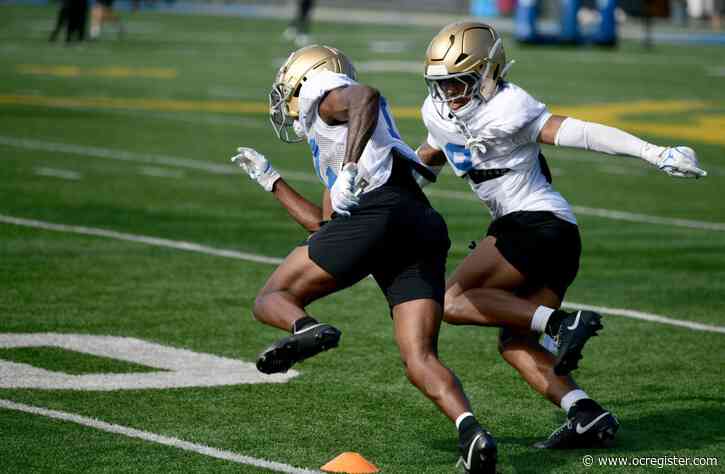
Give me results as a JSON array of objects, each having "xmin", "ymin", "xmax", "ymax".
[
  {"xmin": 298, "ymin": 71, "xmax": 424, "ymax": 193},
  {"xmin": 422, "ymin": 82, "xmax": 576, "ymax": 224}
]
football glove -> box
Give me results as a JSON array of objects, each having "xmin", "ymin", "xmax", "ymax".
[
  {"xmin": 230, "ymin": 147, "xmax": 281, "ymax": 192},
  {"xmin": 644, "ymin": 146, "xmax": 707, "ymax": 179},
  {"xmin": 330, "ymin": 162, "xmax": 359, "ymax": 216},
  {"xmin": 465, "ymin": 136, "xmax": 488, "ymax": 157}
]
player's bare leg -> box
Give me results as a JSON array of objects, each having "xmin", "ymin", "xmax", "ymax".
[
  {"xmin": 253, "ymin": 245, "xmax": 341, "ymax": 374},
  {"xmin": 444, "ymin": 236, "xmax": 602, "ymax": 374},
  {"xmin": 444, "ymin": 237, "xmax": 532, "ymax": 328},
  {"xmin": 253, "ymin": 245, "xmax": 337, "ymax": 330},
  {"xmin": 443, "ymin": 238, "xmax": 618, "ymax": 448},
  {"xmin": 392, "ymin": 298, "xmax": 469, "ymax": 420},
  {"xmin": 393, "ymin": 298, "xmax": 496, "ymax": 473},
  {"xmin": 496, "ymin": 287, "xmax": 577, "ymax": 406}
]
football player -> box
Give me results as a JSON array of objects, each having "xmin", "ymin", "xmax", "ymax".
[
  {"xmin": 415, "ymin": 21, "xmax": 706, "ymax": 449},
  {"xmin": 231, "ymin": 45, "xmax": 496, "ymax": 473}
]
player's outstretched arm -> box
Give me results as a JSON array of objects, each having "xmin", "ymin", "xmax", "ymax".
[
  {"xmin": 538, "ymin": 115, "xmax": 707, "ymax": 179},
  {"xmin": 231, "ymin": 147, "xmax": 324, "ymax": 232},
  {"xmin": 414, "ymin": 140, "xmax": 447, "ymax": 188}
]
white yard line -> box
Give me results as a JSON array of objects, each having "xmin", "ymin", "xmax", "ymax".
[
  {"xmin": 0, "ymin": 135, "xmax": 316, "ymax": 182},
  {"xmin": 0, "ymin": 214, "xmax": 283, "ymax": 265},
  {"xmin": 0, "ymin": 399, "xmax": 321, "ymax": 474},
  {"xmin": 2, "ymin": 213, "xmax": 723, "ymax": 335},
  {"xmin": 138, "ymin": 166, "xmax": 186, "ymax": 179},
  {"xmin": 562, "ymin": 303, "xmax": 725, "ymax": 334},
  {"xmin": 2, "ymin": 135, "xmax": 724, "ymax": 232},
  {"xmin": 33, "ymin": 167, "xmax": 82, "ymax": 180}
]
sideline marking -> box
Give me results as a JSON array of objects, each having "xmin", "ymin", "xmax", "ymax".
[
  {"xmin": 1, "ymin": 214, "xmax": 723, "ymax": 335},
  {"xmin": 0, "ymin": 399, "xmax": 321, "ymax": 474},
  {"xmin": 2, "ymin": 135, "xmax": 724, "ymax": 232}
]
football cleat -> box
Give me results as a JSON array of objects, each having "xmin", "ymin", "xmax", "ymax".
[
  {"xmin": 256, "ymin": 323, "xmax": 341, "ymax": 374},
  {"xmin": 534, "ymin": 400, "xmax": 619, "ymax": 449},
  {"xmin": 457, "ymin": 428, "xmax": 497, "ymax": 474},
  {"xmin": 553, "ymin": 310, "xmax": 603, "ymax": 375}
]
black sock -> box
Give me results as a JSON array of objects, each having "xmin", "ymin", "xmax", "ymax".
[
  {"xmin": 545, "ymin": 309, "xmax": 568, "ymax": 336},
  {"xmin": 292, "ymin": 316, "xmax": 319, "ymax": 333},
  {"xmin": 458, "ymin": 415, "xmax": 481, "ymax": 447}
]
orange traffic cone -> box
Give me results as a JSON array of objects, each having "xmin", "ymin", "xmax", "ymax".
[{"xmin": 321, "ymin": 452, "xmax": 380, "ymax": 473}]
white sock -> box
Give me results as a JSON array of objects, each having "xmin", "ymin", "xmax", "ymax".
[
  {"xmin": 560, "ymin": 389, "xmax": 589, "ymax": 413},
  {"xmin": 531, "ymin": 306, "xmax": 555, "ymax": 333},
  {"xmin": 455, "ymin": 412, "xmax": 474, "ymax": 430}
]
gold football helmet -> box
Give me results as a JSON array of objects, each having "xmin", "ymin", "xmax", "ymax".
[
  {"xmin": 424, "ymin": 21, "xmax": 513, "ymax": 107},
  {"xmin": 269, "ymin": 45, "xmax": 357, "ymax": 142}
]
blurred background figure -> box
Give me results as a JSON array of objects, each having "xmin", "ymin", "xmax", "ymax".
[
  {"xmin": 713, "ymin": 0, "xmax": 724, "ymax": 28},
  {"xmin": 48, "ymin": 0, "xmax": 71, "ymax": 42},
  {"xmin": 282, "ymin": 0, "xmax": 315, "ymax": 46},
  {"xmin": 687, "ymin": 0, "xmax": 723, "ymax": 27},
  {"xmin": 90, "ymin": 0, "xmax": 125, "ymax": 40},
  {"xmin": 49, "ymin": 0, "xmax": 88, "ymax": 43}
]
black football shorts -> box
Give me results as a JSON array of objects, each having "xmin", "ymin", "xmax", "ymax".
[
  {"xmin": 487, "ymin": 210, "xmax": 581, "ymax": 300},
  {"xmin": 307, "ymin": 158, "xmax": 450, "ymax": 308}
]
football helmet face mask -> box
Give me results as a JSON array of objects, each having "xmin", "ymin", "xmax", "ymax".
[
  {"xmin": 269, "ymin": 44, "xmax": 357, "ymax": 143},
  {"xmin": 424, "ymin": 21, "xmax": 514, "ymax": 119}
]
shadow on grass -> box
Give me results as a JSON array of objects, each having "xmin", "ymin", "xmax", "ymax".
[
  {"xmin": 425, "ymin": 400, "xmax": 725, "ymax": 473},
  {"xmin": 505, "ymin": 401, "xmax": 725, "ymax": 473}
]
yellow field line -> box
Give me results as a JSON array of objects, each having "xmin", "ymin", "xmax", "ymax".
[
  {"xmin": 0, "ymin": 94, "xmax": 267, "ymax": 114},
  {"xmin": 1, "ymin": 94, "xmax": 723, "ymax": 146},
  {"xmin": 16, "ymin": 65, "xmax": 177, "ymax": 79}
]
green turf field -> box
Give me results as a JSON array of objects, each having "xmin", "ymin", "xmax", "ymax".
[{"xmin": 1, "ymin": 4, "xmax": 724, "ymax": 473}]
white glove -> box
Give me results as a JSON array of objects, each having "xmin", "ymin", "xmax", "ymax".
[
  {"xmin": 230, "ymin": 147, "xmax": 281, "ymax": 191},
  {"xmin": 643, "ymin": 145, "xmax": 707, "ymax": 179},
  {"xmin": 330, "ymin": 162, "xmax": 360, "ymax": 216},
  {"xmin": 465, "ymin": 136, "xmax": 488, "ymax": 157}
]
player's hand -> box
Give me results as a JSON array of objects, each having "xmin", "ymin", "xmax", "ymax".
[
  {"xmin": 465, "ymin": 136, "xmax": 488, "ymax": 156},
  {"xmin": 330, "ymin": 162, "xmax": 360, "ymax": 216},
  {"xmin": 656, "ymin": 147, "xmax": 707, "ymax": 178},
  {"xmin": 230, "ymin": 147, "xmax": 281, "ymax": 191}
]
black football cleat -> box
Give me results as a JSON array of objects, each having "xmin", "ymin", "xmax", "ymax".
[
  {"xmin": 457, "ymin": 428, "xmax": 497, "ymax": 474},
  {"xmin": 553, "ymin": 310, "xmax": 603, "ymax": 375},
  {"xmin": 256, "ymin": 323, "xmax": 341, "ymax": 374},
  {"xmin": 534, "ymin": 400, "xmax": 619, "ymax": 449}
]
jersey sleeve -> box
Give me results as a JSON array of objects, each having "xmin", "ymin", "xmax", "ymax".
[
  {"xmin": 521, "ymin": 109, "xmax": 552, "ymax": 143},
  {"xmin": 298, "ymin": 71, "xmax": 356, "ymax": 129},
  {"xmin": 421, "ymin": 96, "xmax": 443, "ymax": 150},
  {"xmin": 489, "ymin": 84, "xmax": 548, "ymax": 140}
]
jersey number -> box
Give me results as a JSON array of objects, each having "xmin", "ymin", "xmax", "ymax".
[
  {"xmin": 309, "ymin": 137, "xmax": 338, "ymax": 189},
  {"xmin": 444, "ymin": 143, "xmax": 473, "ymax": 173}
]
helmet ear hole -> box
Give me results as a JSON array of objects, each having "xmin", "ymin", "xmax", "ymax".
[{"xmin": 293, "ymin": 84, "xmax": 302, "ymax": 98}]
